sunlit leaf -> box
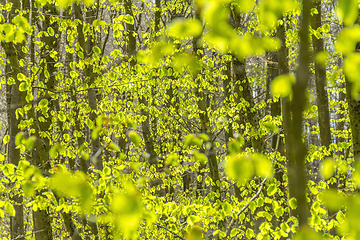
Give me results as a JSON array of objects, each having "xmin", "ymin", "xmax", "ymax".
[
  {"xmin": 112, "ymin": 188, "xmax": 142, "ymax": 239},
  {"xmin": 3, "ymin": 135, "xmax": 10, "ymax": 144},
  {"xmin": 5, "ymin": 202, "xmax": 15, "ymax": 216},
  {"xmin": 320, "ymin": 157, "xmax": 335, "ymax": 180},
  {"xmin": 246, "ymin": 229, "xmax": 255, "ymax": 239},
  {"xmin": 123, "ymin": 15, "xmax": 134, "ymax": 25},
  {"xmin": 336, "ymin": 25, "xmax": 360, "ymax": 55},
  {"xmin": 289, "ymin": 198, "xmax": 297, "ymax": 210},
  {"xmin": 15, "ymin": 132, "xmax": 25, "ymax": 146},
  {"xmin": 167, "ymin": 18, "xmax": 203, "ymax": 39},
  {"xmin": 271, "ymin": 74, "xmax": 295, "ymax": 97},
  {"xmin": 338, "ymin": 0, "xmax": 359, "ymax": 26},
  {"xmin": 293, "ymin": 227, "xmax": 323, "ymax": 240},
  {"xmin": 226, "ymin": 154, "xmax": 254, "ymax": 184},
  {"xmin": 128, "ymin": 131, "xmax": 141, "ymax": 147},
  {"xmin": 166, "ymin": 153, "xmax": 178, "ymax": 166},
  {"xmin": 267, "ymin": 184, "xmax": 277, "ymax": 196},
  {"xmin": 186, "ymin": 224, "xmax": 204, "ymax": 240},
  {"xmin": 193, "ymin": 150, "xmax": 208, "ymax": 165}
]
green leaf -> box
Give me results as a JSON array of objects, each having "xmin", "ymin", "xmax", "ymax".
[
  {"xmin": 93, "ymin": 46, "xmax": 101, "ymax": 55},
  {"xmin": 289, "ymin": 198, "xmax": 297, "ymax": 210},
  {"xmin": 236, "ymin": 0, "xmax": 255, "ymax": 12},
  {"xmin": 186, "ymin": 224, "xmax": 204, "ymax": 240},
  {"xmin": 17, "ymin": 73, "xmax": 26, "ymax": 81},
  {"xmin": 128, "ymin": 131, "xmax": 141, "ymax": 147},
  {"xmin": 78, "ymin": 51, "xmax": 84, "ymax": 59},
  {"xmin": 19, "ymin": 82, "xmax": 27, "ymax": 92},
  {"xmin": 338, "ymin": 0, "xmax": 359, "ymax": 26},
  {"xmin": 226, "ymin": 154, "xmax": 254, "ymax": 184},
  {"xmin": 252, "ymin": 153, "xmax": 273, "ymax": 178},
  {"xmin": 271, "ymin": 74, "xmax": 295, "ymax": 97},
  {"xmin": 267, "ymin": 184, "xmax": 277, "ymax": 196},
  {"xmin": 228, "ymin": 139, "xmax": 243, "ymax": 154},
  {"xmin": 187, "ymin": 215, "xmax": 200, "ymax": 225},
  {"xmin": 48, "ymin": 27, "xmax": 54, "ymax": 36},
  {"xmin": 230, "ymin": 228, "xmax": 240, "ymax": 238},
  {"xmin": 322, "ymin": 23, "xmax": 330, "ymax": 33},
  {"xmin": 12, "ymin": 15, "xmax": 32, "ymax": 34},
  {"xmin": 222, "ymin": 202, "xmax": 232, "ymax": 214},
  {"xmin": 22, "ymin": 181, "xmax": 35, "ymax": 197},
  {"xmin": 58, "ymin": 112, "xmax": 66, "ymax": 122},
  {"xmin": 320, "ymin": 157, "xmax": 335, "ymax": 180},
  {"xmin": 274, "ymin": 206, "xmax": 284, "ymax": 218},
  {"xmin": 246, "ymin": 229, "xmax": 255, "ymax": 239},
  {"xmin": 15, "ymin": 132, "xmax": 25, "ymax": 146},
  {"xmin": 193, "ymin": 150, "xmax": 208, "ymax": 165},
  {"xmin": 38, "ymin": 99, "xmax": 48, "ymax": 108},
  {"xmin": 344, "ymin": 53, "xmax": 360, "ymax": 99},
  {"xmin": 91, "ymin": 128, "xmax": 100, "ymax": 140},
  {"xmin": 5, "ymin": 202, "xmax": 15, "ymax": 216},
  {"xmin": 167, "ymin": 18, "xmax": 203, "ymax": 39},
  {"xmin": 198, "ymin": 133, "xmax": 209, "ymax": 142},
  {"xmin": 50, "ymin": 170, "xmax": 93, "ymax": 213},
  {"xmin": 103, "ymin": 166, "xmax": 111, "ymax": 176},
  {"xmin": 108, "ymin": 142, "xmax": 121, "ymax": 152},
  {"xmin": 123, "ymin": 15, "xmax": 134, "ymax": 25},
  {"xmin": 23, "ymin": 136, "xmax": 36, "ymax": 150},
  {"xmin": 336, "ymin": 211, "xmax": 345, "ymax": 223},
  {"xmin": 264, "ymin": 122, "xmax": 279, "ymax": 133},
  {"xmin": 336, "ymin": 25, "xmax": 360, "ymax": 55},
  {"xmin": 165, "ymin": 153, "xmax": 178, "ymax": 166},
  {"xmin": 57, "ymin": 0, "xmax": 74, "ymax": 9},
  {"xmin": 111, "ymin": 188, "xmax": 142, "ymax": 239},
  {"xmin": 3, "ymin": 135, "xmax": 10, "ymax": 144},
  {"xmin": 293, "ymin": 228, "xmax": 323, "ymax": 240},
  {"xmin": 184, "ymin": 134, "xmax": 194, "ymax": 147}
]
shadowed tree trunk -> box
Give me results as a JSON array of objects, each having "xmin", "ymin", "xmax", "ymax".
[{"xmin": 288, "ymin": 0, "xmax": 312, "ymax": 229}]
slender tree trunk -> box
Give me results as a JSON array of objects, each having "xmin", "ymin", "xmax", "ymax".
[
  {"xmin": 2, "ymin": 42, "xmax": 25, "ymax": 240},
  {"xmin": 312, "ymin": 1, "xmax": 331, "ymax": 148},
  {"xmin": 2, "ymin": 1, "xmax": 26, "ymax": 239},
  {"xmin": 288, "ymin": 0, "xmax": 312, "ymax": 229}
]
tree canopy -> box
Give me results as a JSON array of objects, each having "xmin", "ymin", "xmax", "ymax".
[{"xmin": 1, "ymin": 0, "xmax": 360, "ymax": 239}]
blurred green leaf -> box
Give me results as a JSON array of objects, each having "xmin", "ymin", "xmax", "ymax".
[
  {"xmin": 226, "ymin": 154, "xmax": 254, "ymax": 184},
  {"xmin": 5, "ymin": 202, "xmax": 15, "ymax": 216},
  {"xmin": 271, "ymin": 74, "xmax": 295, "ymax": 97},
  {"xmin": 320, "ymin": 158, "xmax": 335, "ymax": 180},
  {"xmin": 166, "ymin": 153, "xmax": 178, "ymax": 166},
  {"xmin": 319, "ymin": 189, "xmax": 346, "ymax": 212},
  {"xmin": 167, "ymin": 18, "xmax": 203, "ymax": 39},
  {"xmin": 193, "ymin": 150, "xmax": 208, "ymax": 165},
  {"xmin": 338, "ymin": 0, "xmax": 359, "ymax": 26},
  {"xmin": 128, "ymin": 131, "xmax": 141, "ymax": 147}
]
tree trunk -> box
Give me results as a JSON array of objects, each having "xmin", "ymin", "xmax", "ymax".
[{"xmin": 288, "ymin": 0, "xmax": 312, "ymax": 229}]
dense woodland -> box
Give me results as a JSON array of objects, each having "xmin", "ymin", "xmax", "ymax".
[{"xmin": 1, "ymin": 0, "xmax": 360, "ymax": 239}]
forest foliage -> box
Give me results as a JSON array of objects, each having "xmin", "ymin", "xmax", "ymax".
[{"xmin": 1, "ymin": 0, "xmax": 360, "ymax": 239}]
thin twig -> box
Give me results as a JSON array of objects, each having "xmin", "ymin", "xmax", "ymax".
[
  {"xmin": 13, "ymin": 229, "xmax": 45, "ymax": 240},
  {"xmin": 154, "ymin": 223, "xmax": 184, "ymax": 239}
]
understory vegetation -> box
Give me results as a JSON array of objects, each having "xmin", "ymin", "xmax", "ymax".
[{"xmin": 1, "ymin": 0, "xmax": 360, "ymax": 239}]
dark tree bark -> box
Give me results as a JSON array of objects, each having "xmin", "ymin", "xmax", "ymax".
[{"xmin": 312, "ymin": 0, "xmax": 331, "ymax": 149}]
